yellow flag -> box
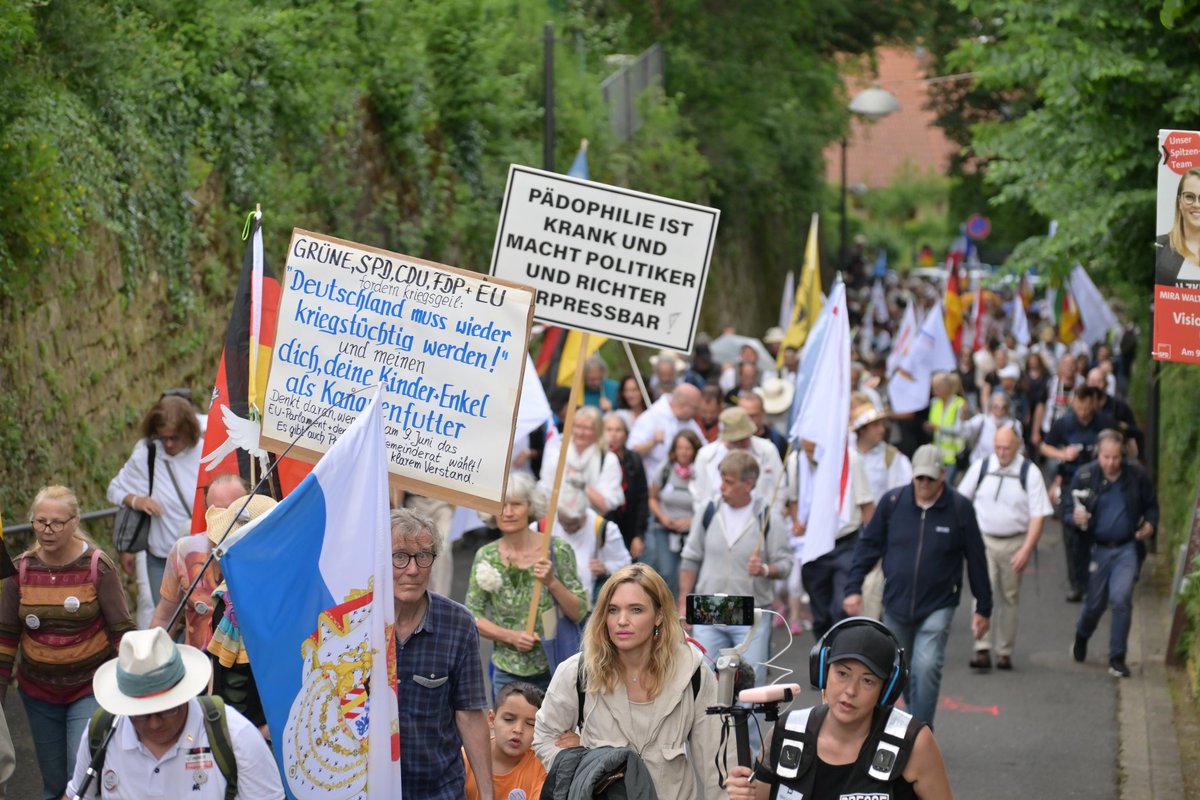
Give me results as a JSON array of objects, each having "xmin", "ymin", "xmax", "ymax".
[
  {"xmin": 557, "ymin": 330, "xmax": 608, "ymax": 387},
  {"xmin": 778, "ymin": 213, "xmax": 823, "ymax": 363}
]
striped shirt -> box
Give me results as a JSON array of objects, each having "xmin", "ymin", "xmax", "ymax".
[{"xmin": 0, "ymin": 543, "xmax": 133, "ymax": 703}]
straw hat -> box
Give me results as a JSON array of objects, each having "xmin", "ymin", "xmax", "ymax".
[
  {"xmin": 850, "ymin": 399, "xmax": 888, "ymax": 432},
  {"xmin": 763, "ymin": 327, "xmax": 786, "ymax": 346},
  {"xmin": 93, "ymin": 628, "xmax": 211, "ymax": 716},
  {"xmin": 754, "ymin": 378, "xmax": 795, "ymax": 416},
  {"xmin": 206, "ymin": 493, "xmax": 278, "ymax": 546}
]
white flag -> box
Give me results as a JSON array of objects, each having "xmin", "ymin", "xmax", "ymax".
[
  {"xmin": 796, "ymin": 281, "xmax": 851, "ymax": 564},
  {"xmin": 1011, "ymin": 294, "xmax": 1031, "ymax": 346},
  {"xmin": 886, "ymin": 303, "xmax": 917, "ymax": 378},
  {"xmin": 888, "ymin": 300, "xmax": 956, "ymax": 414},
  {"xmin": 779, "ymin": 270, "xmax": 796, "ymax": 331},
  {"xmin": 1069, "ymin": 264, "xmax": 1120, "ymax": 346}
]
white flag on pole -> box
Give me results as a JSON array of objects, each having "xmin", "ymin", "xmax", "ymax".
[
  {"xmin": 795, "ymin": 281, "xmax": 851, "ymax": 564},
  {"xmin": 779, "ymin": 270, "xmax": 796, "ymax": 331},
  {"xmin": 888, "ymin": 300, "xmax": 956, "ymax": 414},
  {"xmin": 1069, "ymin": 264, "xmax": 1120, "ymax": 346},
  {"xmin": 1011, "ymin": 294, "xmax": 1031, "ymax": 346}
]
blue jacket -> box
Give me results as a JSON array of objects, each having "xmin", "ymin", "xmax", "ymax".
[{"xmin": 846, "ymin": 483, "xmax": 992, "ymax": 626}]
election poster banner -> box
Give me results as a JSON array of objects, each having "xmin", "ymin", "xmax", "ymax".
[
  {"xmin": 261, "ymin": 229, "xmax": 534, "ymax": 514},
  {"xmin": 489, "ymin": 164, "xmax": 720, "ymax": 351},
  {"xmin": 1154, "ymin": 129, "xmax": 1200, "ymax": 364}
]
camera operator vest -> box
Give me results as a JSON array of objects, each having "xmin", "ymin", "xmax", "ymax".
[{"xmin": 754, "ymin": 704, "xmax": 922, "ymax": 800}]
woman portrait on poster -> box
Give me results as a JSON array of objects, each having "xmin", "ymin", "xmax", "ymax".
[{"xmin": 1156, "ymin": 167, "xmax": 1200, "ymax": 288}]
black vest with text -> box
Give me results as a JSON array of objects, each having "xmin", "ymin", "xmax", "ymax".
[{"xmin": 756, "ymin": 704, "xmax": 922, "ymax": 800}]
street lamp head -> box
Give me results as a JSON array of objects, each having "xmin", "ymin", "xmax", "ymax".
[{"xmin": 848, "ymin": 86, "xmax": 900, "ymax": 120}]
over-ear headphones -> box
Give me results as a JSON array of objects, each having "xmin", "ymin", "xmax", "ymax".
[{"xmin": 808, "ymin": 617, "xmax": 907, "ymax": 708}]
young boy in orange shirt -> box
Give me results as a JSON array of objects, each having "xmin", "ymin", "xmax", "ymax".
[{"xmin": 465, "ymin": 682, "xmax": 547, "ymax": 800}]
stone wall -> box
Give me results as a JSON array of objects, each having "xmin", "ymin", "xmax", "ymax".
[{"xmin": 0, "ymin": 220, "xmax": 237, "ymax": 540}]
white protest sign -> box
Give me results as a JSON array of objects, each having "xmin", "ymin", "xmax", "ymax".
[
  {"xmin": 261, "ymin": 229, "xmax": 534, "ymax": 514},
  {"xmin": 489, "ymin": 165, "xmax": 719, "ymax": 351}
]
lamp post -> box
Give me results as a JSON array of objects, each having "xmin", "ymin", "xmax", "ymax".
[{"xmin": 840, "ymin": 85, "xmax": 900, "ymax": 272}]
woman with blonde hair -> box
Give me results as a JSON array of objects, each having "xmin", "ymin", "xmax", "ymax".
[
  {"xmin": 925, "ymin": 371, "xmax": 967, "ymax": 483},
  {"xmin": 533, "ymin": 563, "xmax": 725, "ymax": 799},
  {"xmin": 540, "ymin": 405, "xmax": 624, "ymax": 515},
  {"xmin": 0, "ymin": 486, "xmax": 133, "ymax": 799},
  {"xmin": 1157, "ymin": 166, "xmax": 1200, "ymax": 288}
]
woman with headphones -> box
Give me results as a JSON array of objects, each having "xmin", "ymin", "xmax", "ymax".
[{"xmin": 727, "ymin": 617, "xmax": 953, "ymax": 799}]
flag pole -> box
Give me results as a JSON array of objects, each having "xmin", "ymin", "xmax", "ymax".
[
  {"xmin": 525, "ymin": 332, "xmax": 590, "ymax": 634},
  {"xmin": 622, "ymin": 341, "xmax": 652, "ymax": 411}
]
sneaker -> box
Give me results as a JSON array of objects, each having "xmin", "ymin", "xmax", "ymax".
[
  {"xmin": 789, "ymin": 620, "xmax": 809, "ymax": 635},
  {"xmin": 1108, "ymin": 659, "xmax": 1131, "ymax": 678},
  {"xmin": 1072, "ymin": 634, "xmax": 1087, "ymax": 663}
]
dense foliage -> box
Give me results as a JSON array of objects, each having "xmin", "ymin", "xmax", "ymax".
[{"xmin": 0, "ymin": 0, "xmax": 914, "ymax": 334}]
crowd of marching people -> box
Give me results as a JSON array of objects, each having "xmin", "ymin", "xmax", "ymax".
[{"xmin": 0, "ymin": 265, "xmax": 1154, "ymax": 799}]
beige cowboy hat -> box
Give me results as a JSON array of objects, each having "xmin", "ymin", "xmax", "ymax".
[
  {"xmin": 719, "ymin": 407, "xmax": 758, "ymax": 442},
  {"xmin": 206, "ymin": 493, "xmax": 278, "ymax": 546},
  {"xmin": 754, "ymin": 378, "xmax": 795, "ymax": 416},
  {"xmin": 93, "ymin": 627, "xmax": 212, "ymax": 716},
  {"xmin": 763, "ymin": 326, "xmax": 787, "ymax": 346}
]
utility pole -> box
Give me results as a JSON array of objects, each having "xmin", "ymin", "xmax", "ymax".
[{"xmin": 544, "ymin": 22, "xmax": 554, "ymax": 171}]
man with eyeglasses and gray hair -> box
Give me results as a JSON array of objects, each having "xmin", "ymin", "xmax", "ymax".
[{"xmin": 390, "ymin": 508, "xmax": 494, "ymax": 799}]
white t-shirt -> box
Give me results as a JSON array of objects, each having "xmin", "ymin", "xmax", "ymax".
[
  {"xmin": 66, "ymin": 698, "xmax": 283, "ymax": 799},
  {"xmin": 956, "ymin": 454, "xmax": 1054, "ymax": 536},
  {"xmin": 552, "ymin": 512, "xmax": 632, "ymax": 598}
]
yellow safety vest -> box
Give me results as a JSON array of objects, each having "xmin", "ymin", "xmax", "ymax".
[{"xmin": 930, "ymin": 396, "xmax": 966, "ymax": 465}]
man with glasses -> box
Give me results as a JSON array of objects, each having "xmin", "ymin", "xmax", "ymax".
[
  {"xmin": 390, "ymin": 508, "xmax": 493, "ymax": 800},
  {"xmin": 843, "ymin": 444, "xmax": 992, "ymax": 726}
]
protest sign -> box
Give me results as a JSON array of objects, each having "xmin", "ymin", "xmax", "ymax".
[
  {"xmin": 1153, "ymin": 129, "xmax": 1200, "ymax": 364},
  {"xmin": 261, "ymin": 229, "xmax": 534, "ymax": 514},
  {"xmin": 489, "ymin": 164, "xmax": 719, "ymax": 351}
]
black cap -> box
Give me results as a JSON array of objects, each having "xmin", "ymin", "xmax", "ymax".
[{"xmin": 827, "ymin": 625, "xmax": 896, "ymax": 679}]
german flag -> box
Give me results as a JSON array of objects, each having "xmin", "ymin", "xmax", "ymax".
[{"xmin": 190, "ymin": 212, "xmax": 312, "ymax": 532}]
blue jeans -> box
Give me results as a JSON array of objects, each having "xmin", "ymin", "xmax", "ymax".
[
  {"xmin": 692, "ymin": 621, "xmax": 773, "ymax": 756},
  {"xmin": 1076, "ymin": 541, "xmax": 1139, "ymax": 661},
  {"xmin": 20, "ymin": 690, "xmax": 99, "ymax": 800},
  {"xmin": 147, "ymin": 552, "xmax": 167, "ymax": 607},
  {"xmin": 641, "ymin": 523, "xmax": 681, "ymax": 598},
  {"xmin": 883, "ymin": 605, "xmax": 955, "ymax": 728}
]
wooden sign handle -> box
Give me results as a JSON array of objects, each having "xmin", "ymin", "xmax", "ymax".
[{"xmin": 525, "ymin": 332, "xmax": 590, "ymax": 634}]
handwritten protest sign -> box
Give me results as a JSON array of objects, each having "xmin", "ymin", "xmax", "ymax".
[
  {"xmin": 489, "ymin": 165, "xmax": 719, "ymax": 351},
  {"xmin": 261, "ymin": 230, "xmax": 534, "ymax": 513},
  {"xmin": 1153, "ymin": 129, "xmax": 1200, "ymax": 365}
]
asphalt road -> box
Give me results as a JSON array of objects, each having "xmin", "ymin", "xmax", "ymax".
[{"xmin": 3, "ymin": 519, "xmax": 1120, "ymax": 798}]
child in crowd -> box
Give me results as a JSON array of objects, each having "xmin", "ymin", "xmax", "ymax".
[{"xmin": 465, "ymin": 682, "xmax": 547, "ymax": 800}]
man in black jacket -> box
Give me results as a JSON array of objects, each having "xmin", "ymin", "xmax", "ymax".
[
  {"xmin": 1070, "ymin": 430, "xmax": 1158, "ymax": 678},
  {"xmin": 843, "ymin": 444, "xmax": 992, "ymax": 726}
]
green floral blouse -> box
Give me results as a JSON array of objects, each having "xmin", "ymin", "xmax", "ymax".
[{"xmin": 466, "ymin": 537, "xmax": 588, "ymax": 677}]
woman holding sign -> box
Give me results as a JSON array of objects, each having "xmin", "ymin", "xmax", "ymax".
[
  {"xmin": 467, "ymin": 473, "xmax": 588, "ymax": 699},
  {"xmin": 540, "ymin": 406, "xmax": 624, "ymax": 515},
  {"xmin": 1157, "ymin": 167, "xmax": 1200, "ymax": 288}
]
